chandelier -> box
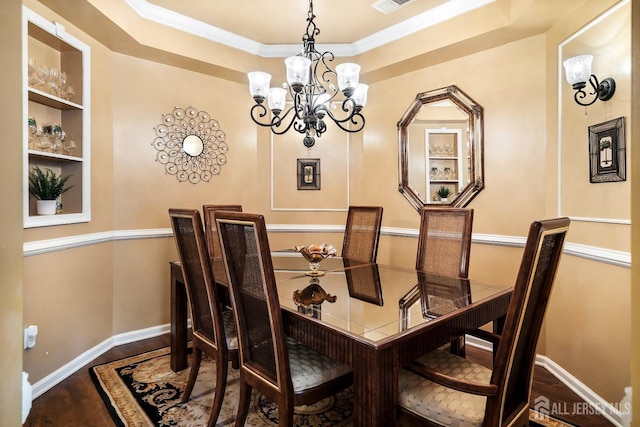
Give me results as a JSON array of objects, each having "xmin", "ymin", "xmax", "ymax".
[{"xmin": 247, "ymin": 0, "xmax": 367, "ymax": 148}]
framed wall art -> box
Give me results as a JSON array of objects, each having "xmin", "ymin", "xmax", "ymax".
[
  {"xmin": 588, "ymin": 116, "xmax": 626, "ymax": 183},
  {"xmin": 297, "ymin": 158, "xmax": 321, "ymax": 190}
]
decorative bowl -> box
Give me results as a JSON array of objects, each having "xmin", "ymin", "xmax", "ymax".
[{"xmin": 292, "ymin": 243, "xmax": 337, "ymax": 276}]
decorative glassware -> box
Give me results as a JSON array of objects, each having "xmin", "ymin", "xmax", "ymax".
[
  {"xmin": 36, "ymin": 65, "xmax": 50, "ymax": 91},
  {"xmin": 293, "ymin": 243, "xmax": 337, "ymax": 276}
]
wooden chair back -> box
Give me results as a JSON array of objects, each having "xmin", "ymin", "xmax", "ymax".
[
  {"xmin": 215, "ymin": 211, "xmax": 292, "ymax": 398},
  {"xmin": 485, "ymin": 217, "xmax": 570, "ymax": 426},
  {"xmin": 202, "ymin": 204, "xmax": 242, "ymax": 260},
  {"xmin": 416, "ymin": 207, "xmax": 474, "ymax": 277},
  {"xmin": 169, "ymin": 208, "xmax": 236, "ymax": 425},
  {"xmin": 341, "ymin": 206, "xmax": 384, "ymax": 262}
]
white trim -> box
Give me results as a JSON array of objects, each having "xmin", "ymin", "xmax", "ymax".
[
  {"xmin": 29, "ymin": 324, "xmax": 170, "ymax": 399},
  {"xmin": 28, "ymin": 325, "xmax": 623, "ymax": 426},
  {"xmin": 466, "ymin": 337, "xmax": 624, "ymax": 426},
  {"xmin": 123, "ymin": 0, "xmax": 496, "ymax": 58},
  {"xmin": 23, "ymin": 228, "xmax": 171, "ymax": 256},
  {"xmin": 556, "ymin": 0, "xmax": 630, "ymax": 224},
  {"xmin": 23, "ymin": 226, "xmax": 630, "ymax": 268},
  {"xmin": 536, "ymin": 355, "xmax": 624, "ymax": 426}
]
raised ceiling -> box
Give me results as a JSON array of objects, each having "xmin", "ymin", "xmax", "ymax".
[{"xmin": 35, "ymin": 0, "xmax": 594, "ymax": 82}]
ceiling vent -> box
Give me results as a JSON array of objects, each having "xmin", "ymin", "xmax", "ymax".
[{"xmin": 372, "ymin": 0, "xmax": 413, "ymax": 14}]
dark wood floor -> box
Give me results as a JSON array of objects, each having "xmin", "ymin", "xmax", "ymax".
[{"xmin": 24, "ymin": 335, "xmax": 613, "ymax": 426}]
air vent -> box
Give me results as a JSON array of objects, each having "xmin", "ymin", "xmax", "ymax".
[{"xmin": 372, "ymin": 0, "xmax": 413, "ymax": 14}]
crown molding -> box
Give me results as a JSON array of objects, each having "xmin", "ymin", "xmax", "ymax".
[{"xmin": 124, "ymin": 0, "xmax": 495, "ymax": 57}]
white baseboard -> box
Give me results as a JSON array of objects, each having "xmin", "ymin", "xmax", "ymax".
[
  {"xmin": 30, "ymin": 324, "xmax": 169, "ymax": 399},
  {"xmin": 29, "ymin": 327, "xmax": 623, "ymax": 427},
  {"xmin": 466, "ymin": 336, "xmax": 623, "ymax": 427}
]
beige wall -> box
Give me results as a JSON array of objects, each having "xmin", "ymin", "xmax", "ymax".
[
  {"xmin": 18, "ymin": 0, "xmax": 633, "ymax": 415},
  {"xmin": 544, "ymin": 1, "xmax": 631, "ymax": 402},
  {"xmin": 1, "ymin": 1, "xmax": 24, "ymax": 424}
]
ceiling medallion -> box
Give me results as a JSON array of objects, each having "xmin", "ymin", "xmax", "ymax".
[{"xmin": 152, "ymin": 106, "xmax": 227, "ymax": 184}]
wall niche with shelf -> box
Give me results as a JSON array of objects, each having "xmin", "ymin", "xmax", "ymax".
[{"xmin": 23, "ymin": 6, "xmax": 90, "ymax": 228}]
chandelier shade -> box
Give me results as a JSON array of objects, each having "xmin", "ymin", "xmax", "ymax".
[{"xmin": 247, "ymin": 0, "xmax": 367, "ymax": 147}]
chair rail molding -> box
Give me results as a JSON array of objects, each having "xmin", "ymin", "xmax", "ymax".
[{"xmin": 23, "ymin": 226, "xmax": 629, "ymax": 268}]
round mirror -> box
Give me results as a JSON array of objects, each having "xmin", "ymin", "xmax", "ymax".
[
  {"xmin": 183, "ymin": 135, "xmax": 204, "ymax": 157},
  {"xmin": 398, "ymin": 85, "xmax": 484, "ymax": 210}
]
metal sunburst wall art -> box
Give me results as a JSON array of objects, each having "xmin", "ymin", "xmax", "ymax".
[{"xmin": 152, "ymin": 106, "xmax": 228, "ymax": 184}]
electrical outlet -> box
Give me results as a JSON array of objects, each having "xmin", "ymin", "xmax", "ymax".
[{"xmin": 24, "ymin": 325, "xmax": 38, "ymax": 349}]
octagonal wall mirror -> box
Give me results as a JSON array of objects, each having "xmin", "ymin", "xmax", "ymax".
[{"xmin": 398, "ymin": 85, "xmax": 484, "ymax": 211}]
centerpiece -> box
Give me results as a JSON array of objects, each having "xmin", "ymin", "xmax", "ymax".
[{"xmin": 292, "ymin": 243, "xmax": 337, "ymax": 276}]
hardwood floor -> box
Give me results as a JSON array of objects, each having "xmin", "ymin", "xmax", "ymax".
[{"xmin": 24, "ymin": 335, "xmax": 613, "ymax": 426}]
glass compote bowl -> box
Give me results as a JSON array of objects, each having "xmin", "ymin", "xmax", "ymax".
[{"xmin": 293, "ymin": 243, "xmax": 337, "ymax": 276}]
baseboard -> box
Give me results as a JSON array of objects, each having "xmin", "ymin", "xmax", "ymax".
[
  {"xmin": 30, "ymin": 324, "xmax": 169, "ymax": 399},
  {"xmin": 29, "ymin": 326, "xmax": 623, "ymax": 427},
  {"xmin": 466, "ymin": 336, "xmax": 623, "ymax": 427}
]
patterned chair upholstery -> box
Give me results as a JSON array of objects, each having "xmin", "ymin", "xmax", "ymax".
[{"xmin": 398, "ymin": 217, "xmax": 570, "ymax": 427}]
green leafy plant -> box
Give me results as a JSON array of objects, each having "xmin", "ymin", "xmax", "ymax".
[
  {"xmin": 28, "ymin": 166, "xmax": 73, "ymax": 200},
  {"xmin": 436, "ymin": 185, "xmax": 452, "ymax": 199}
]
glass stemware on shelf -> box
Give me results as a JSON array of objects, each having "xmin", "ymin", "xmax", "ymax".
[
  {"xmin": 28, "ymin": 118, "xmax": 76, "ymax": 156},
  {"xmin": 28, "ymin": 58, "xmax": 75, "ymax": 101}
]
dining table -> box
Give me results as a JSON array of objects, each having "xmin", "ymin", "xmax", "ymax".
[{"xmin": 169, "ymin": 252, "xmax": 512, "ymax": 427}]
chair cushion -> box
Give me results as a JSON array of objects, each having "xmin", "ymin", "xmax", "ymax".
[
  {"xmin": 286, "ymin": 337, "xmax": 351, "ymax": 392},
  {"xmin": 398, "ymin": 350, "xmax": 491, "ymax": 427},
  {"xmin": 222, "ymin": 310, "xmax": 238, "ymax": 349}
]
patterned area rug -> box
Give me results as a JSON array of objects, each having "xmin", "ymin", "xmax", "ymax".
[
  {"xmin": 90, "ymin": 346, "xmax": 352, "ymax": 426},
  {"xmin": 90, "ymin": 346, "xmax": 573, "ymax": 426}
]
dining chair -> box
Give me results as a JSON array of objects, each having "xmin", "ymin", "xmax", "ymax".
[
  {"xmin": 341, "ymin": 205, "xmax": 384, "ymax": 262},
  {"xmin": 397, "ymin": 217, "xmax": 570, "ymax": 427},
  {"xmin": 168, "ymin": 209, "xmax": 238, "ymax": 427},
  {"xmin": 215, "ymin": 211, "xmax": 353, "ymax": 427},
  {"xmin": 416, "ymin": 207, "xmax": 474, "ymax": 355},
  {"xmin": 415, "ymin": 207, "xmax": 474, "ymax": 276},
  {"xmin": 202, "ymin": 204, "xmax": 243, "ymax": 260}
]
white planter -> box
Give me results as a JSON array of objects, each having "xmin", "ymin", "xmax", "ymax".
[{"xmin": 36, "ymin": 200, "xmax": 57, "ymax": 215}]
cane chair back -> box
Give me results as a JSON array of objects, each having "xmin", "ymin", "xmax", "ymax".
[
  {"xmin": 168, "ymin": 209, "xmax": 238, "ymax": 427},
  {"xmin": 202, "ymin": 204, "xmax": 243, "ymax": 260},
  {"xmin": 416, "ymin": 207, "xmax": 474, "ymax": 277},
  {"xmin": 398, "ymin": 217, "xmax": 570, "ymax": 427},
  {"xmin": 341, "ymin": 206, "xmax": 384, "ymax": 262},
  {"xmin": 216, "ymin": 211, "xmax": 352, "ymax": 426}
]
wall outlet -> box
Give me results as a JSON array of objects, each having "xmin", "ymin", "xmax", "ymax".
[{"xmin": 24, "ymin": 325, "xmax": 38, "ymax": 349}]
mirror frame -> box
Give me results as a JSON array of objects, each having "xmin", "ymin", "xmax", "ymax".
[{"xmin": 398, "ymin": 85, "xmax": 484, "ymax": 211}]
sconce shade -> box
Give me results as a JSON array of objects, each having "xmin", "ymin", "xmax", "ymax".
[
  {"xmin": 563, "ymin": 55, "xmax": 593, "ymax": 87},
  {"xmin": 248, "ymin": 71, "xmax": 271, "ymax": 103}
]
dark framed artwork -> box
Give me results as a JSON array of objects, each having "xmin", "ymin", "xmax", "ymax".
[
  {"xmin": 297, "ymin": 158, "xmax": 321, "ymax": 190},
  {"xmin": 588, "ymin": 117, "xmax": 626, "ymax": 183}
]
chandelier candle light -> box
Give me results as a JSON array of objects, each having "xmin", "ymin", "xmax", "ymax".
[{"xmin": 247, "ymin": 0, "xmax": 367, "ymax": 148}]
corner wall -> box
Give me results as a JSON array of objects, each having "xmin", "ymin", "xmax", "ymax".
[{"xmin": 0, "ymin": 0, "xmax": 25, "ymax": 425}]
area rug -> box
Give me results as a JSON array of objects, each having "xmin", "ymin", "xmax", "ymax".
[
  {"xmin": 90, "ymin": 346, "xmax": 573, "ymax": 426},
  {"xmin": 90, "ymin": 346, "xmax": 352, "ymax": 426}
]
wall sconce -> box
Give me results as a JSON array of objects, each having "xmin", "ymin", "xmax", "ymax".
[{"xmin": 563, "ymin": 55, "xmax": 616, "ymax": 107}]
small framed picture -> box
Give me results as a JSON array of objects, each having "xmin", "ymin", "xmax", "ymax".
[
  {"xmin": 297, "ymin": 158, "xmax": 321, "ymax": 190},
  {"xmin": 588, "ymin": 117, "xmax": 626, "ymax": 183}
]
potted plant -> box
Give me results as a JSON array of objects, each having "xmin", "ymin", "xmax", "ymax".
[
  {"xmin": 28, "ymin": 166, "xmax": 73, "ymax": 215},
  {"xmin": 436, "ymin": 185, "xmax": 452, "ymax": 203}
]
